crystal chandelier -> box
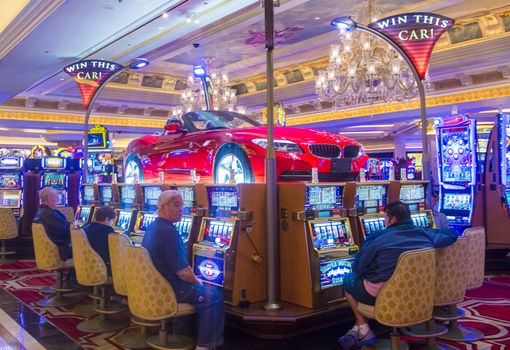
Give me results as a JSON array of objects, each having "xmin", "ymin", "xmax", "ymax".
[
  {"xmin": 315, "ymin": 0, "xmax": 421, "ymax": 109},
  {"xmin": 178, "ymin": 69, "xmax": 244, "ymax": 113}
]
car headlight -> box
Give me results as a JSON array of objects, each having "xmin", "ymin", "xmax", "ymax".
[{"xmin": 252, "ymin": 139, "xmax": 303, "ymax": 153}]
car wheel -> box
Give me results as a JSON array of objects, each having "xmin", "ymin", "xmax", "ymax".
[
  {"xmin": 124, "ymin": 154, "xmax": 144, "ymax": 184},
  {"xmin": 214, "ymin": 145, "xmax": 254, "ymax": 184}
]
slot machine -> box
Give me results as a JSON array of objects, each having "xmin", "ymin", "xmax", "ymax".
[
  {"xmin": 41, "ymin": 156, "xmax": 68, "ymax": 207},
  {"xmin": 279, "ymin": 183, "xmax": 357, "ymax": 309},
  {"xmin": 0, "ymin": 156, "xmax": 24, "ymax": 218},
  {"xmin": 75, "ymin": 184, "xmax": 97, "ymax": 226},
  {"xmin": 484, "ymin": 113, "xmax": 510, "ymax": 243},
  {"xmin": 171, "ymin": 184, "xmax": 207, "ymax": 260},
  {"xmin": 91, "ymin": 183, "xmax": 118, "ymax": 222},
  {"xmin": 113, "ymin": 183, "xmax": 140, "ymax": 235},
  {"xmin": 435, "ymin": 115, "xmax": 477, "ymax": 235},
  {"xmin": 192, "ymin": 184, "xmax": 266, "ymax": 306},
  {"xmin": 343, "ymin": 181, "xmax": 389, "ymax": 243},
  {"xmin": 131, "ymin": 184, "xmax": 169, "ymax": 244},
  {"xmin": 388, "ymin": 181, "xmax": 435, "ymax": 229}
]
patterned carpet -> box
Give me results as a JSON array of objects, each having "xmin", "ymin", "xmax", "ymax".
[{"xmin": 0, "ymin": 261, "xmax": 509, "ymax": 349}]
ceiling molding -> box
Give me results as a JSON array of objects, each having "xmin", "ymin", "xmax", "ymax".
[{"xmin": 0, "ymin": 0, "xmax": 65, "ymax": 59}]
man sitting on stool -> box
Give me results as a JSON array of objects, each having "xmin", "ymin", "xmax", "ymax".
[
  {"xmin": 142, "ymin": 190, "xmax": 224, "ymax": 350},
  {"xmin": 338, "ymin": 200, "xmax": 458, "ymax": 350},
  {"xmin": 83, "ymin": 206, "xmax": 116, "ymax": 275}
]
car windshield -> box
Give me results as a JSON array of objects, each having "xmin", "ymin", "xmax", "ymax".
[{"xmin": 181, "ymin": 110, "xmax": 260, "ymax": 132}]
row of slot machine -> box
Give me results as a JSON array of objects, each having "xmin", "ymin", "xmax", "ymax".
[{"xmin": 74, "ymin": 179, "xmax": 431, "ymax": 309}]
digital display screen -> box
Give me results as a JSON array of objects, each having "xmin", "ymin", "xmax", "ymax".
[
  {"xmin": 56, "ymin": 189, "xmax": 66, "ymax": 206},
  {"xmin": 319, "ymin": 258, "xmax": 353, "ymax": 289},
  {"xmin": 88, "ymin": 133, "xmax": 106, "ymax": 148},
  {"xmin": 136, "ymin": 213, "xmax": 157, "ymax": 233},
  {"xmin": 143, "ymin": 186, "xmax": 162, "ymax": 212},
  {"xmin": 0, "ymin": 156, "xmax": 22, "ymax": 169},
  {"xmin": 175, "ymin": 216, "xmax": 193, "ymax": 242},
  {"xmin": 438, "ymin": 125, "xmax": 474, "ymax": 184},
  {"xmin": 356, "ymin": 185, "xmax": 387, "ymax": 213},
  {"xmin": 0, "ymin": 174, "xmax": 20, "ymax": 188},
  {"xmin": 119, "ymin": 185, "xmax": 136, "ymax": 209},
  {"xmin": 310, "ymin": 220, "xmax": 351, "ymax": 250},
  {"xmin": 77, "ymin": 206, "xmax": 91, "ymax": 223},
  {"xmin": 42, "ymin": 156, "xmax": 65, "ymax": 169},
  {"xmin": 194, "ymin": 255, "xmax": 224, "ymax": 287},
  {"xmin": 411, "ymin": 212, "xmax": 431, "ymax": 228},
  {"xmin": 99, "ymin": 186, "xmax": 113, "ymax": 205},
  {"xmin": 202, "ymin": 219, "xmax": 233, "ymax": 247},
  {"xmin": 114, "ymin": 211, "xmax": 132, "ymax": 231},
  {"xmin": 44, "ymin": 173, "xmax": 65, "ymax": 188},
  {"xmin": 305, "ymin": 185, "xmax": 343, "ymax": 211},
  {"xmin": 400, "ymin": 184, "xmax": 425, "ymax": 203},
  {"xmin": 177, "ymin": 186, "xmax": 194, "ymax": 209},
  {"xmin": 82, "ymin": 185, "xmax": 95, "ymax": 205},
  {"xmin": 506, "ymin": 186, "xmax": 510, "ymax": 207},
  {"xmin": 361, "ymin": 216, "xmax": 386, "ymax": 239},
  {"xmin": 208, "ymin": 186, "xmax": 238, "ymax": 217},
  {"xmin": 443, "ymin": 193, "xmax": 471, "ymax": 211},
  {"xmin": 0, "ymin": 189, "xmax": 21, "ymax": 208}
]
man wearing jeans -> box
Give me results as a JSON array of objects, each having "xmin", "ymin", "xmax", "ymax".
[{"xmin": 142, "ymin": 190, "xmax": 224, "ymax": 350}]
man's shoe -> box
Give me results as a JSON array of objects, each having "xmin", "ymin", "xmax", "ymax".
[
  {"xmin": 338, "ymin": 329, "xmax": 358, "ymax": 350},
  {"xmin": 356, "ymin": 329, "xmax": 377, "ymax": 347}
]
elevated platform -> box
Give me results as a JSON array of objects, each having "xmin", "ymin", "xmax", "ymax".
[{"xmin": 225, "ymin": 300, "xmax": 353, "ymax": 340}]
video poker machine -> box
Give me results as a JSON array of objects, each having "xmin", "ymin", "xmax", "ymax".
[
  {"xmin": 192, "ymin": 184, "xmax": 267, "ymax": 306},
  {"xmin": 0, "ymin": 156, "xmax": 24, "ymax": 218},
  {"xmin": 388, "ymin": 180, "xmax": 435, "ymax": 230},
  {"xmin": 131, "ymin": 184, "xmax": 170, "ymax": 244},
  {"xmin": 279, "ymin": 183, "xmax": 357, "ymax": 309},
  {"xmin": 435, "ymin": 115, "xmax": 477, "ymax": 235},
  {"xmin": 113, "ymin": 184, "xmax": 140, "ymax": 235},
  {"xmin": 75, "ymin": 184, "xmax": 97, "ymax": 226},
  {"xmin": 343, "ymin": 181, "xmax": 389, "ymax": 244},
  {"xmin": 41, "ymin": 156, "xmax": 68, "ymax": 207}
]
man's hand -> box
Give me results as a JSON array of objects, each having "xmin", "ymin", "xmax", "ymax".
[{"xmin": 177, "ymin": 266, "xmax": 202, "ymax": 285}]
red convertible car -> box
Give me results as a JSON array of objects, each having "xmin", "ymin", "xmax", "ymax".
[{"xmin": 124, "ymin": 110, "xmax": 369, "ymax": 184}]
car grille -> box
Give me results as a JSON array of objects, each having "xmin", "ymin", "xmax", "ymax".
[
  {"xmin": 308, "ymin": 144, "xmax": 341, "ymax": 158},
  {"xmin": 278, "ymin": 170, "xmax": 311, "ymax": 181},
  {"xmin": 343, "ymin": 145, "xmax": 361, "ymax": 159}
]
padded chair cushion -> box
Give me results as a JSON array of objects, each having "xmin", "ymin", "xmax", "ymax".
[
  {"xmin": 108, "ymin": 233, "xmax": 131, "ymax": 296},
  {"xmin": 463, "ymin": 227, "xmax": 485, "ymax": 289},
  {"xmin": 176, "ymin": 303, "xmax": 196, "ymax": 317},
  {"xmin": 0, "ymin": 209, "xmax": 19, "ymax": 239},
  {"xmin": 32, "ymin": 223, "xmax": 64, "ymax": 270},
  {"xmin": 434, "ymin": 237, "xmax": 468, "ymax": 306},
  {"xmin": 70, "ymin": 229, "xmax": 108, "ymax": 286}
]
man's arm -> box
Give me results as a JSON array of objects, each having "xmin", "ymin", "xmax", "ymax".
[
  {"xmin": 429, "ymin": 227, "xmax": 458, "ymax": 247},
  {"xmin": 176, "ymin": 267, "xmax": 202, "ymax": 285}
]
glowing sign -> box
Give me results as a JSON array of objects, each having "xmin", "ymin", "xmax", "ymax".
[
  {"xmin": 64, "ymin": 60, "xmax": 122, "ymax": 108},
  {"xmin": 319, "ymin": 258, "xmax": 353, "ymax": 289},
  {"xmin": 368, "ymin": 13, "xmax": 454, "ymax": 80},
  {"xmin": 194, "ymin": 255, "xmax": 224, "ymax": 286}
]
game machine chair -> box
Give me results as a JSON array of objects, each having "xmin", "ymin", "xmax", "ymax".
[
  {"xmin": 357, "ymin": 248, "xmax": 436, "ymax": 350},
  {"xmin": 126, "ymin": 245, "xmax": 196, "ymax": 350},
  {"xmin": 109, "ymin": 233, "xmax": 159, "ymax": 349},
  {"xmin": 0, "ymin": 208, "xmax": 19, "ymax": 263},
  {"xmin": 436, "ymin": 227, "xmax": 485, "ymax": 342},
  {"xmin": 70, "ymin": 228, "xmax": 130, "ymax": 333},
  {"xmin": 32, "ymin": 223, "xmax": 80, "ymax": 307},
  {"xmin": 57, "ymin": 206, "xmax": 75, "ymax": 223}
]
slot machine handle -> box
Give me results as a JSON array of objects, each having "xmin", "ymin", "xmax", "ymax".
[{"xmin": 242, "ymin": 224, "xmax": 262, "ymax": 265}]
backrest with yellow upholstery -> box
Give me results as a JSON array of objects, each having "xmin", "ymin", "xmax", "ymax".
[
  {"xmin": 108, "ymin": 233, "xmax": 131, "ymax": 296},
  {"xmin": 32, "ymin": 223, "xmax": 63, "ymax": 270},
  {"xmin": 375, "ymin": 248, "xmax": 436, "ymax": 327},
  {"xmin": 0, "ymin": 208, "xmax": 19, "ymax": 239},
  {"xmin": 64, "ymin": 207, "xmax": 75, "ymax": 223},
  {"xmin": 70, "ymin": 228, "xmax": 108, "ymax": 286},
  {"xmin": 434, "ymin": 237, "xmax": 469, "ymax": 305},
  {"xmin": 125, "ymin": 245, "xmax": 178, "ymax": 321},
  {"xmin": 463, "ymin": 227, "xmax": 486, "ymax": 289}
]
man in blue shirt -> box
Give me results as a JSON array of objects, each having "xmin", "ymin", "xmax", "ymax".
[
  {"xmin": 83, "ymin": 206, "xmax": 116, "ymax": 275},
  {"xmin": 142, "ymin": 190, "xmax": 223, "ymax": 350},
  {"xmin": 338, "ymin": 201, "xmax": 458, "ymax": 350}
]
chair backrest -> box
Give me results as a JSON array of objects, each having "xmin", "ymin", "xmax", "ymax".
[
  {"xmin": 70, "ymin": 228, "xmax": 108, "ymax": 286},
  {"xmin": 125, "ymin": 245, "xmax": 178, "ymax": 321},
  {"xmin": 0, "ymin": 208, "xmax": 19, "ymax": 239},
  {"xmin": 64, "ymin": 207, "xmax": 75, "ymax": 223},
  {"xmin": 108, "ymin": 233, "xmax": 131, "ymax": 296},
  {"xmin": 434, "ymin": 236, "xmax": 469, "ymax": 305},
  {"xmin": 375, "ymin": 248, "xmax": 436, "ymax": 327},
  {"xmin": 32, "ymin": 223, "xmax": 63, "ymax": 270},
  {"xmin": 463, "ymin": 227, "xmax": 486, "ymax": 289}
]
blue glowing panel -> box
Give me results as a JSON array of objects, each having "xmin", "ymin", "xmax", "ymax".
[
  {"xmin": 438, "ymin": 125, "xmax": 475, "ymax": 184},
  {"xmin": 194, "ymin": 255, "xmax": 224, "ymax": 287},
  {"xmin": 319, "ymin": 258, "xmax": 353, "ymax": 289}
]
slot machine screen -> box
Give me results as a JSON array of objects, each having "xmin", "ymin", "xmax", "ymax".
[
  {"xmin": 137, "ymin": 213, "xmax": 157, "ymax": 232},
  {"xmin": 0, "ymin": 189, "xmax": 21, "ymax": 208},
  {"xmin": 78, "ymin": 206, "xmax": 91, "ymax": 223},
  {"xmin": 0, "ymin": 156, "xmax": 22, "ymax": 169},
  {"xmin": 442, "ymin": 193, "xmax": 471, "ymax": 211},
  {"xmin": 119, "ymin": 185, "xmax": 136, "ymax": 209},
  {"xmin": 506, "ymin": 187, "xmax": 510, "ymax": 207},
  {"xmin": 438, "ymin": 125, "xmax": 474, "ymax": 184},
  {"xmin": 208, "ymin": 186, "xmax": 238, "ymax": 217},
  {"xmin": 319, "ymin": 258, "xmax": 354, "ymax": 289},
  {"xmin": 82, "ymin": 185, "xmax": 95, "ymax": 205},
  {"xmin": 44, "ymin": 173, "xmax": 65, "ymax": 188},
  {"xmin": 361, "ymin": 216, "xmax": 386, "ymax": 239},
  {"xmin": 411, "ymin": 212, "xmax": 430, "ymax": 228},
  {"xmin": 42, "ymin": 156, "xmax": 65, "ymax": 169},
  {"xmin": 175, "ymin": 216, "xmax": 193, "ymax": 242},
  {"xmin": 177, "ymin": 186, "xmax": 194, "ymax": 214},
  {"xmin": 0, "ymin": 174, "xmax": 20, "ymax": 188},
  {"xmin": 194, "ymin": 255, "xmax": 224, "ymax": 287},
  {"xmin": 305, "ymin": 185, "xmax": 343, "ymax": 211},
  {"xmin": 99, "ymin": 186, "xmax": 113, "ymax": 205},
  {"xmin": 356, "ymin": 185, "xmax": 387, "ymax": 213},
  {"xmin": 56, "ymin": 190, "xmax": 66, "ymax": 206},
  {"xmin": 202, "ymin": 219, "xmax": 233, "ymax": 247},
  {"xmin": 400, "ymin": 184, "xmax": 425, "ymax": 210},
  {"xmin": 143, "ymin": 186, "xmax": 162, "ymax": 212},
  {"xmin": 311, "ymin": 220, "xmax": 351, "ymax": 250},
  {"xmin": 115, "ymin": 211, "xmax": 132, "ymax": 231}
]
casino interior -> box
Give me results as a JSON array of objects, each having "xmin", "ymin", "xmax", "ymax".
[{"xmin": 0, "ymin": 0, "xmax": 510, "ymax": 349}]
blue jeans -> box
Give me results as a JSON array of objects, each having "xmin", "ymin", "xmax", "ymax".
[{"xmin": 175, "ymin": 284, "xmax": 224, "ymax": 348}]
